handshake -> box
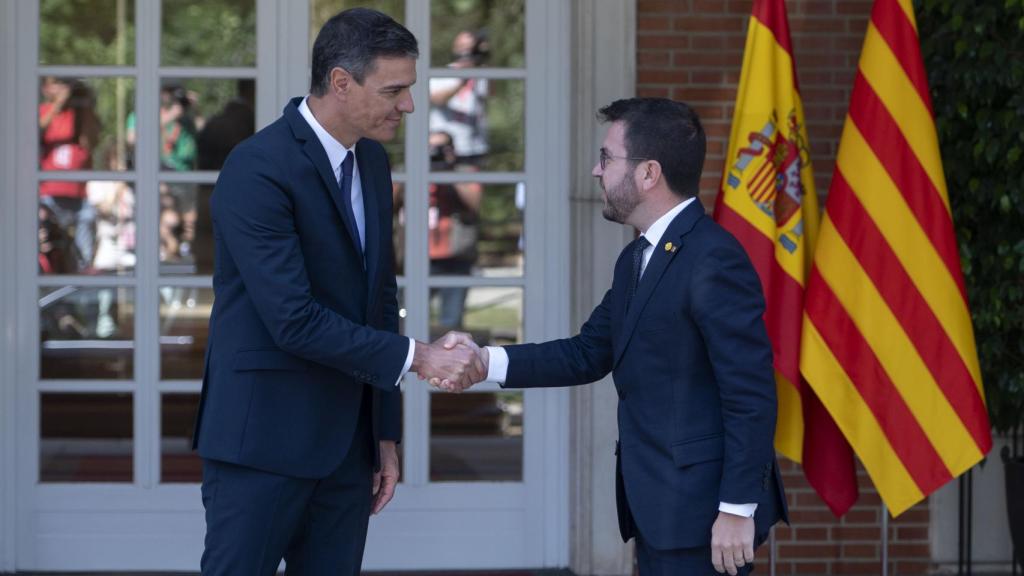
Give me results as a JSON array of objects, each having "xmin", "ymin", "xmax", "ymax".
[{"xmin": 410, "ymin": 331, "xmax": 489, "ymax": 392}]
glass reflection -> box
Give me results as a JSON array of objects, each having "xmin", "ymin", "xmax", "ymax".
[
  {"xmin": 40, "ymin": 0, "xmax": 135, "ymax": 66},
  {"xmin": 429, "ymin": 79, "xmax": 523, "ymax": 172},
  {"xmin": 145, "ymin": 79, "xmax": 255, "ymax": 172},
  {"xmin": 430, "ymin": 391, "xmax": 523, "ymax": 482},
  {"xmin": 161, "ymin": 394, "xmax": 202, "ymax": 482},
  {"xmin": 429, "ymin": 286, "xmax": 521, "ymax": 344},
  {"xmin": 41, "ymin": 393, "xmax": 133, "ymax": 482},
  {"xmin": 39, "ymin": 180, "xmax": 136, "ymax": 275},
  {"xmin": 159, "ymin": 183, "xmax": 214, "ymax": 275},
  {"xmin": 430, "ymin": 0, "xmax": 524, "ymax": 68},
  {"xmin": 39, "ymin": 286, "xmax": 134, "ymax": 380},
  {"xmin": 162, "ymin": 0, "xmax": 256, "ymax": 67},
  {"xmin": 160, "ymin": 287, "xmax": 213, "ymax": 380},
  {"xmin": 39, "ymin": 76, "xmax": 135, "ymax": 172},
  {"xmin": 391, "ymin": 182, "xmax": 405, "ymax": 277},
  {"xmin": 428, "ymin": 179, "xmax": 523, "ymax": 278}
]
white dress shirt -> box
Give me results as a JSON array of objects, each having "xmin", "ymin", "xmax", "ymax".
[
  {"xmin": 486, "ymin": 196, "xmax": 757, "ymax": 518},
  {"xmin": 298, "ymin": 97, "xmax": 415, "ymax": 387}
]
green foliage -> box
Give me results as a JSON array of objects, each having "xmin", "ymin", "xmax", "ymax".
[
  {"xmin": 430, "ymin": 0, "xmax": 525, "ymax": 68},
  {"xmin": 162, "ymin": 0, "xmax": 256, "ymax": 67},
  {"xmin": 40, "ymin": 0, "xmax": 135, "ymax": 65},
  {"xmin": 918, "ymin": 0, "xmax": 1024, "ymax": 435}
]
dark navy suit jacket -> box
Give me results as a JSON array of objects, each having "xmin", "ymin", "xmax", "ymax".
[
  {"xmin": 193, "ymin": 98, "xmax": 409, "ymax": 479},
  {"xmin": 502, "ymin": 201, "xmax": 788, "ymax": 550}
]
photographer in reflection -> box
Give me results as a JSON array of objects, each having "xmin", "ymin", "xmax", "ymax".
[{"xmin": 429, "ymin": 29, "xmax": 490, "ymax": 168}]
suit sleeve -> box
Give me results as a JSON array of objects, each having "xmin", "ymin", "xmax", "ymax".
[
  {"xmin": 212, "ymin": 144, "xmax": 409, "ymax": 392},
  {"xmin": 689, "ymin": 243, "xmax": 778, "ymax": 504},
  {"xmin": 502, "ymin": 288, "xmax": 615, "ymax": 388},
  {"xmin": 378, "ymin": 164, "xmax": 403, "ymax": 441}
]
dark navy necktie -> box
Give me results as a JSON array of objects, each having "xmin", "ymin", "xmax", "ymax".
[
  {"xmin": 338, "ymin": 152, "xmax": 362, "ymax": 254},
  {"xmin": 627, "ymin": 236, "xmax": 650, "ymax": 311}
]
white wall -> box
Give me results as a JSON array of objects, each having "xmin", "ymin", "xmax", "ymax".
[
  {"xmin": 568, "ymin": 1, "xmax": 636, "ymax": 574},
  {"xmin": 931, "ymin": 435, "xmax": 1015, "ymax": 572}
]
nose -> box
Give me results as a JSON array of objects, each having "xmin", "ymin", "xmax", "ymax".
[
  {"xmin": 398, "ymin": 90, "xmax": 414, "ymax": 114},
  {"xmin": 592, "ymin": 162, "xmax": 602, "ymax": 178}
]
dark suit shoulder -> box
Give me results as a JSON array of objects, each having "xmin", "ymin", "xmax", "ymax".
[{"xmin": 689, "ymin": 213, "xmax": 751, "ymax": 259}]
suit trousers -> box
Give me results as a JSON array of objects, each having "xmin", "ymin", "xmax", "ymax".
[
  {"xmin": 635, "ymin": 526, "xmax": 756, "ymax": 576},
  {"xmin": 200, "ymin": 396, "xmax": 374, "ymax": 576}
]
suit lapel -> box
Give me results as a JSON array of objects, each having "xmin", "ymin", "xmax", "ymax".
[
  {"xmin": 613, "ymin": 201, "xmax": 705, "ymax": 367},
  {"xmin": 356, "ymin": 140, "xmax": 381, "ymax": 310},
  {"xmin": 285, "ymin": 99, "xmax": 363, "ymax": 255}
]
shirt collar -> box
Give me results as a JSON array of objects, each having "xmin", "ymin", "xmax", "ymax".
[
  {"xmin": 641, "ymin": 197, "xmax": 697, "ymax": 249},
  {"xmin": 298, "ymin": 95, "xmax": 356, "ymax": 173}
]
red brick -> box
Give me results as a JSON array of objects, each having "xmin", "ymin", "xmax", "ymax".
[
  {"xmin": 694, "ymin": 0, "xmax": 729, "ymax": 13},
  {"xmin": 890, "ymin": 543, "xmax": 930, "ymax": 557},
  {"xmin": 638, "ymin": 69, "xmax": 690, "ymax": 84},
  {"xmin": 833, "ymin": 526, "xmax": 881, "ymax": 540},
  {"xmin": 842, "ymin": 543, "xmax": 879, "ymax": 558},
  {"xmin": 638, "ymin": 51, "xmax": 672, "ymax": 68},
  {"xmin": 636, "ymin": 86, "xmax": 671, "ymax": 98},
  {"xmin": 638, "ymin": 34, "xmax": 690, "ymax": 50},
  {"xmin": 674, "ymin": 16, "xmax": 746, "ymax": 33},
  {"xmin": 795, "ymin": 526, "xmax": 829, "ymax": 540},
  {"xmin": 896, "ymin": 525, "xmax": 928, "ymax": 540},
  {"xmin": 638, "ymin": 16, "xmax": 673, "ymax": 31},
  {"xmin": 778, "ymin": 543, "xmax": 841, "ymax": 559},
  {"xmin": 637, "ymin": 0, "xmax": 683, "ymax": 14}
]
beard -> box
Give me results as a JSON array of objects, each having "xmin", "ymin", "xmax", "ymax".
[{"xmin": 601, "ymin": 174, "xmax": 640, "ymax": 224}]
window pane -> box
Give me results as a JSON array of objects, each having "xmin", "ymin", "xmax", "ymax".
[
  {"xmin": 430, "ymin": 0, "xmax": 524, "ymax": 68},
  {"xmin": 162, "ymin": 0, "xmax": 256, "ymax": 67},
  {"xmin": 427, "ymin": 182, "xmax": 523, "ymax": 278},
  {"xmin": 40, "ymin": 0, "xmax": 135, "ymax": 66},
  {"xmin": 310, "ymin": 0, "xmax": 405, "ymax": 52},
  {"xmin": 161, "ymin": 394, "xmax": 201, "ymax": 482},
  {"xmin": 41, "ymin": 393, "xmax": 133, "ymax": 482},
  {"xmin": 39, "ymin": 180, "xmax": 136, "ymax": 276},
  {"xmin": 430, "ymin": 391, "xmax": 522, "ymax": 482},
  {"xmin": 397, "ymin": 287, "xmax": 407, "ymax": 335},
  {"xmin": 157, "ymin": 79, "xmax": 256, "ymax": 172},
  {"xmin": 429, "ymin": 286, "xmax": 521, "ymax": 344},
  {"xmin": 40, "ymin": 286, "xmax": 134, "ymax": 380},
  {"xmin": 158, "ymin": 183, "xmax": 214, "ymax": 275},
  {"xmin": 392, "ymin": 182, "xmax": 405, "ymax": 277},
  {"xmin": 428, "ymin": 78, "xmax": 523, "ymax": 172},
  {"xmin": 160, "ymin": 287, "xmax": 213, "ymax": 380},
  {"xmin": 40, "ymin": 77, "xmax": 135, "ymax": 172}
]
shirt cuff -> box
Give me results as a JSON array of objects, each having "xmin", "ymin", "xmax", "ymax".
[
  {"xmin": 719, "ymin": 502, "xmax": 757, "ymax": 518},
  {"xmin": 485, "ymin": 346, "xmax": 509, "ymax": 384},
  {"xmin": 394, "ymin": 337, "xmax": 416, "ymax": 387}
]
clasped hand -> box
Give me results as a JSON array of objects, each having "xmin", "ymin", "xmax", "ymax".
[{"xmin": 412, "ymin": 331, "xmax": 488, "ymax": 392}]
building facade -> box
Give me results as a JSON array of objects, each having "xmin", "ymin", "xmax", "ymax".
[{"xmin": 0, "ymin": 0, "xmax": 1013, "ymax": 574}]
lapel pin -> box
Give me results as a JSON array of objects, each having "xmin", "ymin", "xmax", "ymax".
[{"xmin": 664, "ymin": 241, "xmax": 677, "ymax": 253}]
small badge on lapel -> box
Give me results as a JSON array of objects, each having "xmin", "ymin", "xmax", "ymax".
[{"xmin": 664, "ymin": 241, "xmax": 677, "ymax": 253}]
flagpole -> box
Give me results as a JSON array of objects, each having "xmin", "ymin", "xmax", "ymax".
[
  {"xmin": 770, "ymin": 526, "xmax": 777, "ymax": 576},
  {"xmin": 881, "ymin": 503, "xmax": 889, "ymax": 576}
]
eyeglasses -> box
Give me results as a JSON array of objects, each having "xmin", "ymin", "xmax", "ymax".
[{"xmin": 599, "ymin": 148, "xmax": 647, "ymax": 170}]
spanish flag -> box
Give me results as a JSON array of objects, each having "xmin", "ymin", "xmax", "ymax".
[
  {"xmin": 801, "ymin": 0, "xmax": 992, "ymax": 516},
  {"xmin": 715, "ymin": 0, "xmax": 859, "ymax": 516}
]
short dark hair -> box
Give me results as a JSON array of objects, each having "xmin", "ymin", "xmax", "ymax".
[
  {"xmin": 310, "ymin": 8, "xmax": 419, "ymax": 95},
  {"xmin": 597, "ymin": 98, "xmax": 706, "ymax": 198}
]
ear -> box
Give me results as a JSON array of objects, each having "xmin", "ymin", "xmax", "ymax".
[
  {"xmin": 637, "ymin": 160, "xmax": 663, "ymax": 192},
  {"xmin": 330, "ymin": 67, "xmax": 354, "ymax": 98}
]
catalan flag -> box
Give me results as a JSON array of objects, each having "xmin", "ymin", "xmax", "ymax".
[
  {"xmin": 800, "ymin": 0, "xmax": 992, "ymax": 516},
  {"xmin": 715, "ymin": 0, "xmax": 859, "ymax": 516}
]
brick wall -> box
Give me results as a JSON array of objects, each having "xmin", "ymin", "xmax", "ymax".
[{"xmin": 636, "ymin": 1, "xmax": 933, "ymax": 574}]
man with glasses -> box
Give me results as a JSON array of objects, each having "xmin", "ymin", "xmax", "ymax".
[{"xmin": 440, "ymin": 98, "xmax": 788, "ymax": 575}]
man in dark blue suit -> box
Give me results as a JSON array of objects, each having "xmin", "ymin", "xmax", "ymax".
[
  {"xmin": 440, "ymin": 98, "xmax": 788, "ymax": 575},
  {"xmin": 193, "ymin": 9, "xmax": 484, "ymax": 575}
]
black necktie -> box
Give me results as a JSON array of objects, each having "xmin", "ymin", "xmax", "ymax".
[
  {"xmin": 627, "ymin": 236, "xmax": 650, "ymax": 311},
  {"xmin": 338, "ymin": 153, "xmax": 362, "ymax": 254}
]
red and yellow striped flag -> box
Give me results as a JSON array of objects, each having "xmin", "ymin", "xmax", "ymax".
[
  {"xmin": 800, "ymin": 0, "xmax": 992, "ymax": 516},
  {"xmin": 715, "ymin": 0, "xmax": 859, "ymax": 516}
]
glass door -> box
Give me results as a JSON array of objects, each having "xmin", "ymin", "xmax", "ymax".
[
  {"xmin": 18, "ymin": 0, "xmax": 272, "ymax": 570},
  {"xmin": 14, "ymin": 0, "xmax": 569, "ymax": 571}
]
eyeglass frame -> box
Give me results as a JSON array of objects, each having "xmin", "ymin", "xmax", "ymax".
[{"xmin": 598, "ymin": 147, "xmax": 648, "ymax": 170}]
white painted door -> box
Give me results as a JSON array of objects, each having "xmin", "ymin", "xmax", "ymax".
[{"xmin": 13, "ymin": 0, "xmax": 569, "ymax": 571}]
